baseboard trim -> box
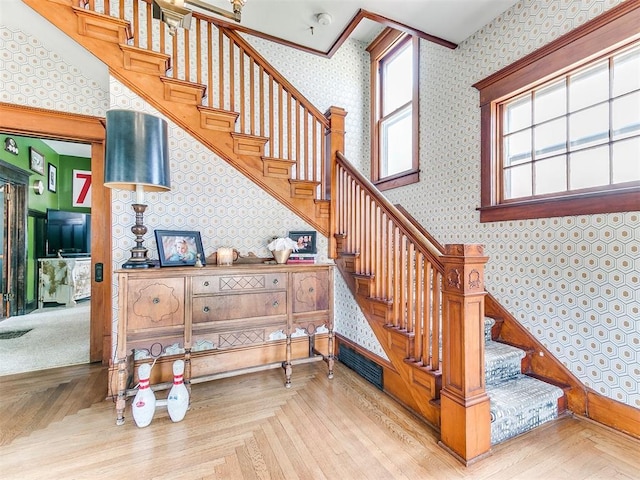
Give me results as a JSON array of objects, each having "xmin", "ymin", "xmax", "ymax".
[{"xmin": 586, "ymin": 390, "xmax": 640, "ymax": 439}]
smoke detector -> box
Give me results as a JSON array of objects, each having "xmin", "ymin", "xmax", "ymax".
[{"xmin": 316, "ymin": 13, "xmax": 332, "ymax": 26}]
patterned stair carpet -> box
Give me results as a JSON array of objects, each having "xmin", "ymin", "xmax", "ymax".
[{"xmin": 484, "ymin": 318, "xmax": 564, "ymax": 445}]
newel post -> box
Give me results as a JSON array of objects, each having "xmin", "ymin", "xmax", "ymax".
[
  {"xmin": 439, "ymin": 244, "xmax": 491, "ymax": 465},
  {"xmin": 325, "ymin": 106, "xmax": 347, "ymax": 259}
]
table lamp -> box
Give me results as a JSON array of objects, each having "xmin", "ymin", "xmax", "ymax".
[{"xmin": 105, "ymin": 110, "xmax": 171, "ymax": 268}]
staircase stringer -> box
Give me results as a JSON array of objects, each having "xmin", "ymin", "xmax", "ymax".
[
  {"xmin": 22, "ymin": 0, "xmax": 329, "ymax": 236},
  {"xmin": 334, "ymin": 265, "xmax": 442, "ymax": 427}
]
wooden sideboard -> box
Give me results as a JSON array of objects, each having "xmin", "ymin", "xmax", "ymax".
[
  {"xmin": 38, "ymin": 257, "xmax": 91, "ymax": 308},
  {"xmin": 114, "ymin": 263, "xmax": 334, "ymax": 425}
]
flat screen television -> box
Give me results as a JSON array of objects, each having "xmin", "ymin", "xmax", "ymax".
[{"xmin": 46, "ymin": 209, "xmax": 91, "ymax": 256}]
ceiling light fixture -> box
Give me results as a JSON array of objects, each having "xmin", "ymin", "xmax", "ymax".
[{"xmin": 153, "ymin": 0, "xmax": 247, "ymax": 35}]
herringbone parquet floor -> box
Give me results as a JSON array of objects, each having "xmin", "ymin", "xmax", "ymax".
[{"xmin": 0, "ymin": 361, "xmax": 638, "ymax": 479}]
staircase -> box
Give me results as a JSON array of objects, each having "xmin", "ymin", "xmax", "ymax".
[
  {"xmin": 25, "ymin": 0, "xmax": 581, "ymax": 464},
  {"xmin": 484, "ymin": 318, "xmax": 565, "ymax": 445}
]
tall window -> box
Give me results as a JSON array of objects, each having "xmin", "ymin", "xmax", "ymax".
[
  {"xmin": 369, "ymin": 30, "xmax": 419, "ymax": 190},
  {"xmin": 474, "ymin": 3, "xmax": 640, "ymax": 221}
]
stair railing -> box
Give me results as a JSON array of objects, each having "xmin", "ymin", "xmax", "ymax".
[
  {"xmin": 332, "ymin": 150, "xmax": 492, "ymax": 464},
  {"xmin": 333, "ymin": 151, "xmax": 444, "ymax": 369},
  {"xmin": 85, "ymin": 0, "xmax": 329, "ymax": 198}
]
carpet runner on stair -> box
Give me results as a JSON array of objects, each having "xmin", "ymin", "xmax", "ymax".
[{"xmin": 484, "ymin": 318, "xmax": 564, "ymax": 445}]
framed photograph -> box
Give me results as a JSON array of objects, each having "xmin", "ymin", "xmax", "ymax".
[
  {"xmin": 155, "ymin": 230, "xmax": 206, "ymax": 267},
  {"xmin": 288, "ymin": 230, "xmax": 317, "ymax": 254},
  {"xmin": 29, "ymin": 147, "xmax": 45, "ymax": 175},
  {"xmin": 48, "ymin": 163, "xmax": 57, "ymax": 193}
]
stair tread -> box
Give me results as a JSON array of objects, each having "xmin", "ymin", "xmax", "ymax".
[
  {"xmin": 488, "ymin": 374, "xmax": 564, "ymax": 445},
  {"xmin": 485, "ymin": 340, "xmax": 526, "ymax": 385}
]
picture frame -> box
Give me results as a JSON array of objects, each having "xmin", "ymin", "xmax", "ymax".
[
  {"xmin": 288, "ymin": 230, "xmax": 317, "ymax": 254},
  {"xmin": 29, "ymin": 147, "xmax": 45, "ymax": 175},
  {"xmin": 155, "ymin": 230, "xmax": 206, "ymax": 267},
  {"xmin": 48, "ymin": 163, "xmax": 57, "ymax": 193}
]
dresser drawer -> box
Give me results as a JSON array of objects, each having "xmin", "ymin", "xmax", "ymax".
[
  {"xmin": 126, "ymin": 277, "xmax": 185, "ymax": 330},
  {"xmin": 192, "ymin": 272, "xmax": 286, "ymax": 295},
  {"xmin": 192, "ymin": 291, "xmax": 287, "ymax": 323}
]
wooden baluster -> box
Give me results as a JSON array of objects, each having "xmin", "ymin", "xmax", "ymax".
[
  {"xmin": 406, "ymin": 242, "xmax": 418, "ymax": 333},
  {"xmin": 295, "ymin": 100, "xmax": 301, "ymax": 166},
  {"xmin": 269, "ymin": 76, "xmax": 274, "ymax": 157},
  {"xmin": 440, "ymin": 244, "xmax": 490, "ymax": 464},
  {"xmin": 259, "ymin": 65, "xmax": 265, "ymax": 136},
  {"xmin": 249, "ymin": 57, "xmax": 255, "ymax": 134},
  {"xmin": 319, "ymin": 118, "xmax": 326, "ymax": 199},
  {"xmin": 312, "ymin": 116, "xmax": 317, "ymax": 182},
  {"xmin": 207, "ymin": 22, "xmax": 213, "ymax": 107},
  {"xmin": 278, "ymin": 84, "xmax": 283, "ymax": 159},
  {"xmin": 374, "ymin": 205, "xmax": 381, "ymax": 298},
  {"xmin": 414, "ymin": 251, "xmax": 423, "ymax": 361},
  {"xmin": 184, "ymin": 28, "xmax": 190, "ymax": 83},
  {"xmin": 229, "ymin": 37, "xmax": 235, "ymax": 112},
  {"xmin": 287, "ymin": 91, "xmax": 292, "ymax": 160},
  {"xmin": 423, "ymin": 261, "xmax": 432, "ymax": 366},
  {"xmin": 146, "ymin": 1, "xmax": 152, "ymax": 50},
  {"xmin": 432, "ymin": 270, "xmax": 441, "ymax": 368},
  {"xmin": 239, "ymin": 46, "xmax": 245, "ymax": 133},
  {"xmin": 172, "ymin": 30, "xmax": 178, "ymax": 79},
  {"xmin": 392, "ymin": 226, "xmax": 400, "ymax": 327},
  {"xmin": 132, "ymin": 0, "xmax": 138, "ymax": 47},
  {"xmin": 159, "ymin": 14, "xmax": 165, "ymax": 57},
  {"xmin": 218, "ymin": 29, "xmax": 224, "ymax": 109},
  {"xmin": 196, "ymin": 19, "xmax": 202, "ymax": 86}
]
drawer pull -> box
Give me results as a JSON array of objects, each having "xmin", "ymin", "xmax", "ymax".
[
  {"xmin": 273, "ymin": 279, "xmax": 279, "ymax": 285},
  {"xmin": 203, "ymin": 281, "xmax": 210, "ymax": 287},
  {"xmin": 153, "ymin": 297, "xmax": 160, "ymax": 304},
  {"xmin": 203, "ymin": 306, "xmax": 210, "ymax": 313},
  {"xmin": 272, "ymin": 300, "xmax": 279, "ymax": 308}
]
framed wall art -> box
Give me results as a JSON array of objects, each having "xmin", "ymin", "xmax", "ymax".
[
  {"xmin": 48, "ymin": 163, "xmax": 57, "ymax": 193},
  {"xmin": 155, "ymin": 230, "xmax": 205, "ymax": 267},
  {"xmin": 29, "ymin": 147, "xmax": 45, "ymax": 175}
]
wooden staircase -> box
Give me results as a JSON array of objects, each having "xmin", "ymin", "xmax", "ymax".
[
  {"xmin": 23, "ymin": 0, "xmax": 331, "ymax": 235},
  {"xmin": 25, "ymin": 0, "xmax": 593, "ymax": 465}
]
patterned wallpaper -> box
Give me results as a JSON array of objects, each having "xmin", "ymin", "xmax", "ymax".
[
  {"xmin": 0, "ymin": 27, "xmax": 108, "ymax": 115},
  {"xmin": 383, "ymin": 0, "xmax": 639, "ymax": 408},
  {"xmin": 2, "ymin": 0, "xmax": 637, "ymax": 406}
]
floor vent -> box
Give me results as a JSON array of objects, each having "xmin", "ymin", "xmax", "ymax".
[
  {"xmin": 0, "ymin": 329, "xmax": 32, "ymax": 340},
  {"xmin": 338, "ymin": 345, "xmax": 383, "ymax": 390}
]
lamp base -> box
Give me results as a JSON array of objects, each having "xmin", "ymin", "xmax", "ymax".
[{"xmin": 121, "ymin": 258, "xmax": 159, "ymax": 269}]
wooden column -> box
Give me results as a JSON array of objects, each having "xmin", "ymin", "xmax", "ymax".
[
  {"xmin": 439, "ymin": 244, "xmax": 491, "ymax": 465},
  {"xmin": 325, "ymin": 106, "xmax": 347, "ymax": 260}
]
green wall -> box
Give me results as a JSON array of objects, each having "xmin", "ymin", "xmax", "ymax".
[{"xmin": 0, "ymin": 134, "xmax": 91, "ymax": 305}]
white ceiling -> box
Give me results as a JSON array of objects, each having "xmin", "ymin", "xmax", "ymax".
[{"xmin": 197, "ymin": 0, "xmax": 519, "ymax": 51}]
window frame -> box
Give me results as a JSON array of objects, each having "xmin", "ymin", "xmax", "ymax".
[
  {"xmin": 474, "ymin": 2, "xmax": 640, "ymax": 222},
  {"xmin": 369, "ymin": 29, "xmax": 420, "ymax": 191}
]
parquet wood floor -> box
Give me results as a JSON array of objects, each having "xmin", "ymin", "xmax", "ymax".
[{"xmin": 0, "ymin": 361, "xmax": 638, "ymax": 479}]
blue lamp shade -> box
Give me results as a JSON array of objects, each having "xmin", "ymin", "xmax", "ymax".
[{"xmin": 104, "ymin": 109, "xmax": 171, "ymax": 192}]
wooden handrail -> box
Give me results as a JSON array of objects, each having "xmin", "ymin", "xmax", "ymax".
[{"xmin": 336, "ymin": 152, "xmax": 443, "ymax": 263}]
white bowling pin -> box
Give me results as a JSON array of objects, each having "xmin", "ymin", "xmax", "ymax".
[
  {"xmin": 132, "ymin": 363, "xmax": 156, "ymax": 428},
  {"xmin": 167, "ymin": 359, "xmax": 189, "ymax": 422}
]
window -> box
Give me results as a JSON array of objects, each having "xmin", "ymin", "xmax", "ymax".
[
  {"xmin": 474, "ymin": 2, "xmax": 640, "ymax": 221},
  {"xmin": 369, "ymin": 30, "xmax": 419, "ymax": 190}
]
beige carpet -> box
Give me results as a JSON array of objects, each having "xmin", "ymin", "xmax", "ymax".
[{"xmin": 0, "ymin": 303, "xmax": 89, "ymax": 376}]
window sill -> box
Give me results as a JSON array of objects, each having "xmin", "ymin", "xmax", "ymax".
[
  {"xmin": 478, "ymin": 188, "xmax": 640, "ymax": 222},
  {"xmin": 374, "ymin": 170, "xmax": 420, "ymax": 191}
]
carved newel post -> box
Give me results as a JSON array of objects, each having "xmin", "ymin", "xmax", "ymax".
[
  {"xmin": 325, "ymin": 106, "xmax": 347, "ymax": 260},
  {"xmin": 439, "ymin": 244, "xmax": 491, "ymax": 465}
]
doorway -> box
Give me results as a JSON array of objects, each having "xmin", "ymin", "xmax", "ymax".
[
  {"xmin": 0, "ymin": 162, "xmax": 29, "ymax": 319},
  {"xmin": 0, "ymin": 102, "xmax": 112, "ymax": 366}
]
